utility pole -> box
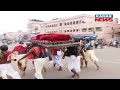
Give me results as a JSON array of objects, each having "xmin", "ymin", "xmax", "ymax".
[
  {"xmin": 93, "ymin": 30, "xmax": 97, "ymax": 40},
  {"xmin": 112, "ymin": 27, "xmax": 115, "ymax": 38}
]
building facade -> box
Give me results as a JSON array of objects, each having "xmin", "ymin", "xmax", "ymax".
[
  {"xmin": 28, "ymin": 14, "xmax": 120, "ymax": 41},
  {"xmin": 5, "ymin": 31, "xmax": 27, "ymax": 40}
]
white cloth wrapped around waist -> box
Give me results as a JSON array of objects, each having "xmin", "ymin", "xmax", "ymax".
[
  {"xmin": 0, "ymin": 64, "xmax": 21, "ymax": 79},
  {"xmin": 68, "ymin": 55, "xmax": 81, "ymax": 73},
  {"xmin": 84, "ymin": 50, "xmax": 98, "ymax": 62},
  {"xmin": 52, "ymin": 55, "xmax": 63, "ymax": 67},
  {"xmin": 34, "ymin": 57, "xmax": 49, "ymax": 79}
]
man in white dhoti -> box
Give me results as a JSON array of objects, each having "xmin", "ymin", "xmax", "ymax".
[
  {"xmin": 51, "ymin": 48, "xmax": 63, "ymax": 71},
  {"xmin": 18, "ymin": 43, "xmax": 49, "ymax": 79},
  {"xmin": 84, "ymin": 39, "xmax": 99, "ymax": 70},
  {"xmin": 62, "ymin": 46, "xmax": 82, "ymax": 79},
  {"xmin": 34, "ymin": 57, "xmax": 49, "ymax": 79},
  {"xmin": 0, "ymin": 45, "xmax": 21, "ymax": 79}
]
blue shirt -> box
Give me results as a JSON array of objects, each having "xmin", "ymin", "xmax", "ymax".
[{"xmin": 85, "ymin": 42, "xmax": 93, "ymax": 48}]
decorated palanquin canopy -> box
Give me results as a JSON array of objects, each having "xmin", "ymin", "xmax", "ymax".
[{"xmin": 31, "ymin": 33, "xmax": 72, "ymax": 42}]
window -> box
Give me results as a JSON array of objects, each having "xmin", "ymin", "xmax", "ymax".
[
  {"xmin": 88, "ymin": 28, "xmax": 94, "ymax": 32},
  {"xmin": 65, "ymin": 30, "xmax": 66, "ymax": 33},
  {"xmin": 56, "ymin": 24, "xmax": 57, "ymax": 27},
  {"xmin": 35, "ymin": 27, "xmax": 38, "ymax": 30},
  {"xmin": 50, "ymin": 25, "xmax": 51, "ymax": 27},
  {"xmin": 67, "ymin": 22, "xmax": 69, "ymax": 25},
  {"xmin": 67, "ymin": 30, "xmax": 69, "ymax": 32},
  {"xmin": 54, "ymin": 24, "xmax": 55, "ymax": 27},
  {"xmin": 82, "ymin": 28, "xmax": 87, "ymax": 32},
  {"xmin": 60, "ymin": 23, "xmax": 62, "ymax": 26},
  {"xmin": 82, "ymin": 21, "xmax": 86, "ymax": 24},
  {"xmin": 73, "ymin": 29, "xmax": 75, "ymax": 32},
  {"xmin": 70, "ymin": 30, "xmax": 72, "ymax": 32},
  {"xmin": 96, "ymin": 27, "xmax": 102, "ymax": 32},
  {"xmin": 73, "ymin": 21, "xmax": 75, "ymax": 24},
  {"xmin": 52, "ymin": 25, "xmax": 53, "ymax": 27},
  {"xmin": 76, "ymin": 29, "xmax": 79, "ymax": 32},
  {"xmin": 65, "ymin": 23, "xmax": 66, "ymax": 25},
  {"xmin": 76, "ymin": 21, "xmax": 79, "ymax": 24},
  {"xmin": 70, "ymin": 22, "xmax": 72, "ymax": 25}
]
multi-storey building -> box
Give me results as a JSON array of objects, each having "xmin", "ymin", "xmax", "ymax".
[{"xmin": 28, "ymin": 14, "xmax": 120, "ymax": 41}]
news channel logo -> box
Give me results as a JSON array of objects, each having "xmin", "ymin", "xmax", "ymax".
[{"xmin": 95, "ymin": 14, "xmax": 113, "ymax": 22}]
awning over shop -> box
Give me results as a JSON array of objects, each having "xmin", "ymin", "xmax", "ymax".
[
  {"xmin": 76, "ymin": 34, "xmax": 96, "ymax": 37},
  {"xmin": 73, "ymin": 34, "xmax": 96, "ymax": 40}
]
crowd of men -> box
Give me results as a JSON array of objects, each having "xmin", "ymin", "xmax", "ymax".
[{"xmin": 0, "ymin": 38, "xmax": 100, "ymax": 79}]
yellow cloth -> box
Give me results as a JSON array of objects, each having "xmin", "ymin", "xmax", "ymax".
[
  {"xmin": 84, "ymin": 50, "xmax": 98, "ymax": 62},
  {"xmin": 10, "ymin": 52, "xmax": 27, "ymax": 71}
]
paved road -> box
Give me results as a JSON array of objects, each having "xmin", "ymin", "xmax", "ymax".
[{"xmin": 6, "ymin": 43, "xmax": 120, "ymax": 79}]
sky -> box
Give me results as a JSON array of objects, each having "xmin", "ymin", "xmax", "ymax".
[{"xmin": 0, "ymin": 11, "xmax": 120, "ymax": 35}]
